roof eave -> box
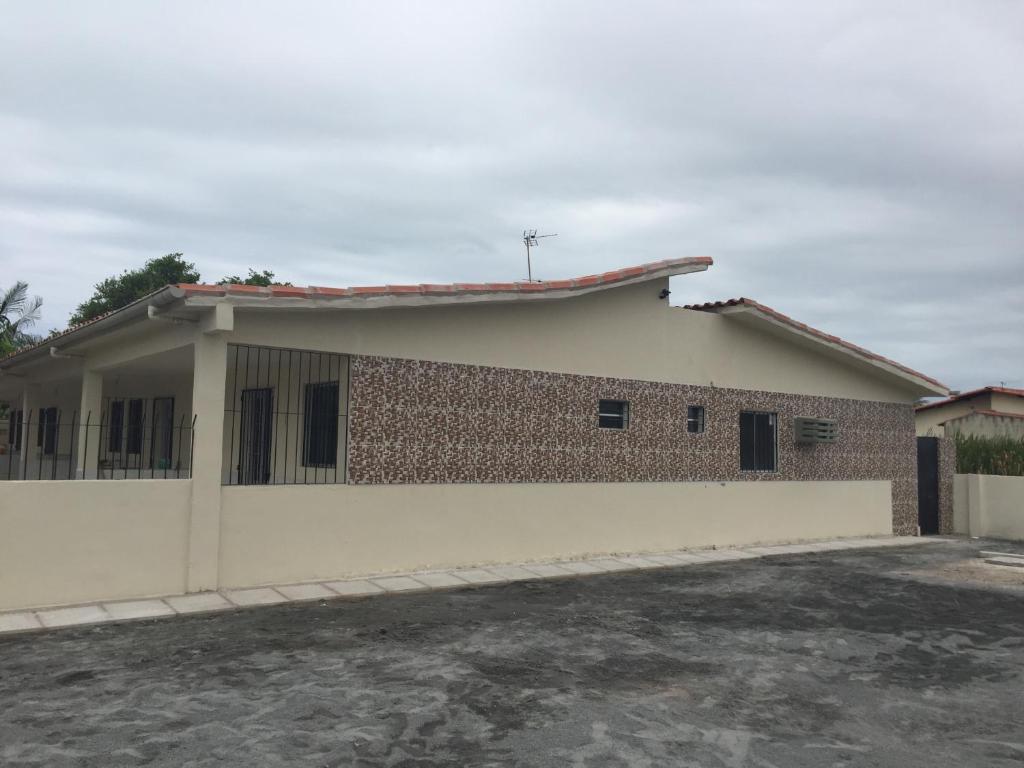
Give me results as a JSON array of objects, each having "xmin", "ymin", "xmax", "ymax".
[{"xmin": 0, "ymin": 286, "xmax": 184, "ymax": 371}]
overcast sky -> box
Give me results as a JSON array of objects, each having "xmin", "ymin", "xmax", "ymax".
[{"xmin": 1, "ymin": 1, "xmax": 1021, "ymax": 392}]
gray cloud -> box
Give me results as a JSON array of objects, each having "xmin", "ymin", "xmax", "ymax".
[{"xmin": 1, "ymin": 0, "xmax": 1021, "ymax": 390}]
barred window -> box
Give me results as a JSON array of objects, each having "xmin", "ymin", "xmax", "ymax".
[
  {"xmin": 126, "ymin": 399, "xmax": 145, "ymax": 455},
  {"xmin": 303, "ymin": 381, "xmax": 340, "ymax": 467}
]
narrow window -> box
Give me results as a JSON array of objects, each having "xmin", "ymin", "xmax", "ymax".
[
  {"xmin": 108, "ymin": 400, "xmax": 125, "ymax": 453},
  {"xmin": 598, "ymin": 399, "xmax": 629, "ymax": 430},
  {"xmin": 150, "ymin": 397, "xmax": 175, "ymax": 469},
  {"xmin": 740, "ymin": 411, "xmax": 777, "ymax": 471},
  {"xmin": 37, "ymin": 407, "xmax": 58, "ymax": 455},
  {"xmin": 8, "ymin": 409, "xmax": 22, "ymax": 450},
  {"xmin": 303, "ymin": 381, "xmax": 340, "ymax": 467},
  {"xmin": 126, "ymin": 399, "xmax": 145, "ymax": 455},
  {"xmin": 686, "ymin": 405, "xmax": 705, "ymax": 434}
]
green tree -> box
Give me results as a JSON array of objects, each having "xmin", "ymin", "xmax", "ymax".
[
  {"xmin": 70, "ymin": 253, "xmax": 200, "ymax": 325},
  {"xmin": 218, "ymin": 269, "xmax": 290, "ymax": 287},
  {"xmin": 0, "ymin": 281, "xmax": 43, "ymax": 356}
]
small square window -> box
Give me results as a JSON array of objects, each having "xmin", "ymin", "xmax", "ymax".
[
  {"xmin": 598, "ymin": 399, "xmax": 629, "ymax": 430},
  {"xmin": 686, "ymin": 405, "xmax": 705, "ymax": 434}
]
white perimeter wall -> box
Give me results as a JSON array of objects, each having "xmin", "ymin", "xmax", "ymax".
[
  {"xmin": 0, "ymin": 480, "xmax": 190, "ymax": 611},
  {"xmin": 218, "ymin": 480, "xmax": 893, "ymax": 588},
  {"xmin": 954, "ymin": 473, "xmax": 1024, "ymax": 540}
]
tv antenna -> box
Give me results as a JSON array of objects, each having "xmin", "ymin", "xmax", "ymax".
[{"xmin": 523, "ymin": 229, "xmax": 558, "ymax": 282}]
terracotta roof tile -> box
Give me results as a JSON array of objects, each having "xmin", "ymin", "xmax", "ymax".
[{"xmin": 916, "ymin": 386, "xmax": 1024, "ymax": 412}]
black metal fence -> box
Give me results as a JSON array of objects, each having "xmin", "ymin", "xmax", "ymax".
[
  {"xmin": 224, "ymin": 344, "xmax": 349, "ymax": 485},
  {"xmin": 3, "ymin": 408, "xmax": 195, "ymax": 480}
]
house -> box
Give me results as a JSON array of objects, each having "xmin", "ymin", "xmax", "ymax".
[
  {"xmin": 916, "ymin": 386, "xmax": 1024, "ymax": 439},
  {"xmin": 0, "ymin": 256, "xmax": 950, "ymax": 611}
]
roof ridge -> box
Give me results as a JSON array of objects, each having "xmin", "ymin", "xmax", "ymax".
[{"xmin": 175, "ymin": 256, "xmax": 713, "ymax": 299}]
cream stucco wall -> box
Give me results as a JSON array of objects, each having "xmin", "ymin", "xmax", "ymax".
[
  {"xmin": 953, "ymin": 473, "xmax": 1024, "ymax": 540},
  {"xmin": 916, "ymin": 400, "xmax": 978, "ymax": 436},
  {"xmin": 218, "ymin": 480, "xmax": 894, "ymax": 588},
  {"xmin": 225, "ymin": 280, "xmax": 922, "ymax": 404},
  {"xmin": 990, "ymin": 393, "xmax": 1024, "ymax": 415},
  {"xmin": 0, "ymin": 480, "xmax": 190, "ymax": 611}
]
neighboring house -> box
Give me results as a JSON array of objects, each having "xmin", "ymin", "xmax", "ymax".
[
  {"xmin": 0, "ymin": 257, "xmax": 949, "ymax": 610},
  {"xmin": 916, "ymin": 386, "xmax": 1024, "ymax": 439}
]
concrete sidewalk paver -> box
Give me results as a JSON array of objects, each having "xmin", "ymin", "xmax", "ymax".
[
  {"xmin": 614, "ymin": 556, "xmax": 664, "ymax": 569},
  {"xmin": 587, "ymin": 558, "xmax": 635, "ymax": 572},
  {"xmin": 523, "ymin": 563, "xmax": 574, "ymax": 578},
  {"xmin": 556, "ymin": 560, "xmax": 608, "ymax": 575},
  {"xmin": 224, "ymin": 588, "xmax": 288, "ymax": 607},
  {"xmin": 276, "ymin": 583, "xmax": 336, "ymax": 601},
  {"xmin": 371, "ymin": 576, "xmax": 428, "ymax": 593},
  {"xmin": 0, "ymin": 612, "xmax": 42, "ymax": 633},
  {"xmin": 103, "ymin": 600, "xmax": 175, "ymax": 621},
  {"xmin": 165, "ymin": 592, "xmax": 233, "ymax": 614},
  {"xmin": 413, "ymin": 572, "xmax": 470, "ymax": 588},
  {"xmin": 486, "ymin": 565, "xmax": 540, "ymax": 582},
  {"xmin": 455, "ymin": 568, "xmax": 506, "ymax": 584},
  {"xmin": 324, "ymin": 579, "xmax": 385, "ymax": 596},
  {"xmin": 36, "ymin": 605, "xmax": 110, "ymax": 628}
]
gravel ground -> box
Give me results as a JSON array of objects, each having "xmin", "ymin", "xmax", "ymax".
[{"xmin": 2, "ymin": 538, "xmax": 1024, "ymax": 767}]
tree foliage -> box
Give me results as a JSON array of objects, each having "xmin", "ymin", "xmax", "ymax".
[
  {"xmin": 218, "ymin": 269, "xmax": 290, "ymax": 287},
  {"xmin": 0, "ymin": 281, "xmax": 43, "ymax": 356},
  {"xmin": 69, "ymin": 253, "xmax": 201, "ymax": 325}
]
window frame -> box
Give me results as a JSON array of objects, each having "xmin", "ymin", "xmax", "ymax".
[
  {"xmin": 739, "ymin": 410, "xmax": 778, "ymax": 472},
  {"xmin": 302, "ymin": 380, "xmax": 340, "ymax": 468},
  {"xmin": 686, "ymin": 405, "xmax": 706, "ymax": 434},
  {"xmin": 598, "ymin": 399, "xmax": 629, "ymax": 430}
]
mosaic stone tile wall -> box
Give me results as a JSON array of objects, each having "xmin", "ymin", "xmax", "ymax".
[
  {"xmin": 937, "ymin": 436, "xmax": 956, "ymax": 535},
  {"xmin": 347, "ymin": 356, "xmax": 920, "ymax": 534}
]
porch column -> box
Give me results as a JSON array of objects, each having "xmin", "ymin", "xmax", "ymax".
[
  {"xmin": 76, "ymin": 369, "xmax": 103, "ymax": 479},
  {"xmin": 186, "ymin": 331, "xmax": 228, "ymax": 592}
]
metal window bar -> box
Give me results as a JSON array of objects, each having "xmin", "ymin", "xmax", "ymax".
[
  {"xmin": 0, "ymin": 407, "xmax": 196, "ymax": 480},
  {"xmin": 225, "ymin": 343, "xmax": 349, "ymax": 486}
]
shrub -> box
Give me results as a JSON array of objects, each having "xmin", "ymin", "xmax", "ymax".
[{"xmin": 953, "ymin": 432, "xmax": 1024, "ymax": 476}]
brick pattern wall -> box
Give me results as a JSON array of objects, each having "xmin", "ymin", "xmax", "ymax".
[{"xmin": 347, "ymin": 356, "xmax": 919, "ymax": 534}]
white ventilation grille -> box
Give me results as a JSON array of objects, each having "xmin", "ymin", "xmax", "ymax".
[{"xmin": 793, "ymin": 417, "xmax": 838, "ymax": 444}]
